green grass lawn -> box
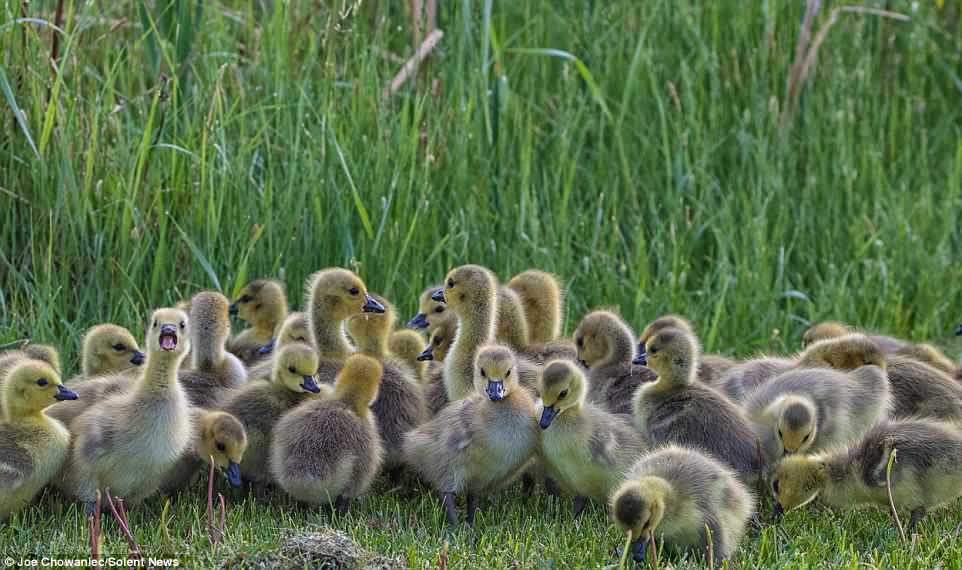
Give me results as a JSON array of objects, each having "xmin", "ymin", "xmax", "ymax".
[
  {"xmin": 2, "ymin": 0, "xmax": 962, "ymax": 567},
  {"xmin": 3, "ymin": 478, "xmax": 962, "ymax": 569}
]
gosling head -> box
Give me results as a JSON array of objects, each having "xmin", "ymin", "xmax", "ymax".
[
  {"xmin": 507, "ymin": 270, "xmax": 562, "ymax": 321},
  {"xmin": 797, "ymin": 333, "xmax": 886, "ymax": 372},
  {"xmin": 573, "ymin": 310, "xmax": 635, "ymax": 370},
  {"xmin": 610, "ymin": 477, "xmax": 670, "ymax": 563},
  {"xmin": 433, "ymin": 265, "xmax": 497, "ymax": 317},
  {"xmin": 347, "ymin": 293, "xmax": 395, "ymax": 353},
  {"xmin": 146, "ymin": 308, "xmax": 190, "ymax": 358},
  {"xmin": 273, "ymin": 344, "xmax": 322, "ymax": 394},
  {"xmin": 418, "ymin": 319, "xmax": 458, "ymax": 362},
  {"xmin": 197, "ymin": 411, "xmax": 248, "ymax": 488},
  {"xmin": 189, "ymin": 291, "xmax": 232, "ymax": 355},
  {"xmin": 334, "ymin": 354, "xmax": 383, "ymax": 416},
  {"xmin": 260, "ymin": 312, "xmax": 311, "ymax": 355},
  {"xmin": 229, "ymin": 279, "xmax": 288, "ymax": 329},
  {"xmin": 82, "ymin": 324, "xmax": 145, "ymax": 377},
  {"xmin": 2, "ymin": 360, "xmax": 76, "ymax": 418},
  {"xmin": 407, "ymin": 285, "xmax": 448, "ymax": 330},
  {"xmin": 474, "ymin": 345, "xmax": 518, "ymax": 402},
  {"xmin": 776, "ymin": 396, "xmax": 817, "ymax": 455},
  {"xmin": 644, "ymin": 327, "xmax": 699, "ymax": 387},
  {"xmin": 21, "ymin": 344, "xmax": 61, "ymax": 374},
  {"xmin": 634, "ymin": 315, "xmax": 694, "ymax": 365},
  {"xmin": 802, "ymin": 321, "xmax": 852, "ymax": 348},
  {"xmin": 537, "ymin": 359, "xmax": 585, "ymax": 429},
  {"xmin": 770, "ymin": 454, "xmax": 827, "ymax": 519},
  {"xmin": 307, "ymin": 268, "xmax": 384, "ymax": 322},
  {"xmin": 388, "ymin": 329, "xmax": 427, "ymax": 374}
]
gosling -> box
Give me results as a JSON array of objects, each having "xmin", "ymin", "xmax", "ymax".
[
  {"xmin": 611, "ymin": 445, "xmax": 755, "ymax": 564},
  {"xmin": 228, "ymin": 279, "xmax": 289, "ymax": 366},
  {"xmin": 634, "ymin": 314, "xmax": 735, "ymax": 384},
  {"xmin": 403, "ymin": 345, "xmax": 539, "ymax": 525},
  {"xmin": 0, "ymin": 360, "xmax": 76, "ymax": 520},
  {"xmin": 573, "ymin": 310, "xmax": 656, "ymax": 417},
  {"xmin": 221, "ymin": 344, "xmax": 326, "ymax": 484},
  {"xmin": 180, "ymin": 291, "xmax": 248, "ymax": 408},
  {"xmin": 772, "ymin": 418, "xmax": 962, "ymax": 531},
  {"xmin": 537, "ymin": 359, "xmax": 647, "ymax": 515},
  {"xmin": 271, "ymin": 354, "xmax": 383, "ymax": 513},
  {"xmin": 634, "ymin": 327, "xmax": 762, "ymax": 484},
  {"xmin": 68, "ymin": 309, "xmax": 192, "ymax": 512}
]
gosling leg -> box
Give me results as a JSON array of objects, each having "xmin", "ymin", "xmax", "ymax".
[
  {"xmin": 907, "ymin": 507, "xmax": 926, "ymax": 533},
  {"xmin": 334, "ymin": 495, "xmax": 350, "ymax": 515},
  {"xmin": 441, "ymin": 492, "xmax": 459, "ymax": 525},
  {"xmin": 572, "ymin": 496, "xmax": 588, "ymax": 518},
  {"xmin": 466, "ymin": 493, "xmax": 481, "ymax": 526}
]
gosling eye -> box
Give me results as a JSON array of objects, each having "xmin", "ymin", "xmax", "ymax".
[
  {"xmin": 778, "ymin": 429, "xmax": 784, "ymax": 440},
  {"xmin": 239, "ymin": 295, "xmax": 253, "ymax": 303},
  {"xmin": 434, "ymin": 306, "xmax": 445, "ymax": 313},
  {"xmin": 433, "ymin": 337, "xmax": 443, "ymax": 346},
  {"xmin": 558, "ymin": 389, "xmax": 569, "ymax": 399},
  {"xmin": 772, "ymin": 480, "xmax": 780, "ymax": 494},
  {"xmin": 288, "ymin": 365, "xmax": 297, "ymax": 374},
  {"xmin": 254, "ymin": 304, "xmax": 262, "ymax": 310},
  {"xmin": 215, "ymin": 441, "xmax": 226, "ymax": 452},
  {"xmin": 112, "ymin": 343, "xmax": 126, "ymax": 351},
  {"xmin": 36, "ymin": 378, "xmax": 49, "ymax": 387},
  {"xmin": 648, "ymin": 346, "xmax": 659, "ymax": 355},
  {"xmin": 295, "ymin": 336, "xmax": 307, "ymax": 342},
  {"xmin": 447, "ymin": 278, "xmax": 455, "ymax": 288},
  {"xmin": 349, "ymin": 287, "xmax": 360, "ymax": 296},
  {"xmin": 153, "ymin": 320, "xmax": 158, "ymax": 328},
  {"xmin": 802, "ymin": 434, "xmax": 810, "ymax": 443},
  {"xmin": 506, "ymin": 369, "xmax": 511, "ymax": 378},
  {"xmin": 576, "ymin": 337, "xmax": 584, "ymax": 348},
  {"xmin": 480, "ymin": 368, "xmax": 486, "ymax": 378},
  {"xmin": 179, "ymin": 321, "xmax": 186, "ymax": 329}
]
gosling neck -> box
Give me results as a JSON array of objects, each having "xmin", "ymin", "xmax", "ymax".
[
  {"xmin": 531, "ymin": 298, "xmax": 561, "ymax": 344},
  {"xmin": 601, "ymin": 324, "xmax": 636, "ymax": 368},
  {"xmin": 81, "ymin": 351, "xmax": 102, "ymax": 378},
  {"xmin": 311, "ymin": 299, "xmax": 353, "ymax": 361},
  {"xmin": 354, "ymin": 329, "xmax": 388, "ymax": 358},
  {"xmin": 192, "ymin": 332, "xmax": 226, "ymax": 370},
  {"xmin": 445, "ymin": 295, "xmax": 496, "ymax": 400},
  {"xmin": 2, "ymin": 401, "xmax": 49, "ymax": 424},
  {"xmin": 336, "ymin": 387, "xmax": 371, "ymax": 418},
  {"xmin": 139, "ymin": 351, "xmax": 185, "ymax": 394}
]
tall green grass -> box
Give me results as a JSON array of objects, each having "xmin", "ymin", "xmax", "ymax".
[
  {"xmin": 2, "ymin": 1, "xmax": 962, "ymax": 567},
  {"xmin": 2, "ymin": 1, "xmax": 961, "ymax": 368}
]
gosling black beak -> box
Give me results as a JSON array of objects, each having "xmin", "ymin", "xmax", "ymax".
[
  {"xmin": 130, "ymin": 350, "xmax": 146, "ymax": 366},
  {"xmin": 407, "ymin": 313, "xmax": 429, "ymax": 329},
  {"xmin": 228, "ymin": 303, "xmax": 238, "ymax": 316},
  {"xmin": 258, "ymin": 338, "xmax": 276, "ymax": 355},
  {"xmin": 577, "ymin": 358, "xmax": 589, "ymax": 369},
  {"xmin": 54, "ymin": 385, "xmax": 79, "ymax": 401},
  {"xmin": 539, "ymin": 405, "xmax": 558, "ymax": 430},
  {"xmin": 773, "ymin": 502, "xmax": 784, "ymax": 521},
  {"xmin": 486, "ymin": 380, "xmax": 505, "ymax": 401},
  {"xmin": 416, "ymin": 344, "xmax": 434, "ymax": 361},
  {"xmin": 159, "ymin": 324, "xmax": 178, "ymax": 350},
  {"xmin": 362, "ymin": 294, "xmax": 386, "ymax": 314},
  {"xmin": 955, "ymin": 323, "xmax": 962, "ymax": 336},
  {"xmin": 431, "ymin": 289, "xmax": 445, "ymax": 302},
  {"xmin": 632, "ymin": 346, "xmax": 647, "ymax": 366},
  {"xmin": 301, "ymin": 375, "xmax": 321, "ymax": 394},
  {"xmin": 225, "ymin": 461, "xmax": 242, "ymax": 487},
  {"xmin": 630, "ymin": 534, "xmax": 650, "ymax": 563}
]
